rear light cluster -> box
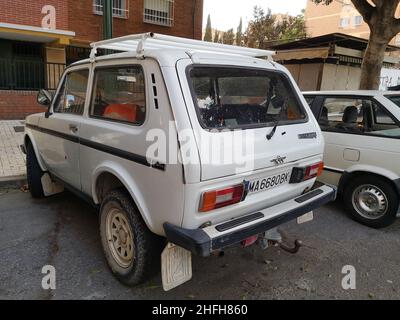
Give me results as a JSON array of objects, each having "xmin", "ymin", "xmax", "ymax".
[
  {"xmin": 199, "ymin": 184, "xmax": 245, "ymax": 212},
  {"xmin": 289, "ymin": 161, "xmax": 324, "ymax": 184}
]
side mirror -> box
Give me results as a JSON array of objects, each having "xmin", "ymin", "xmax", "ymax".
[{"xmin": 37, "ymin": 89, "xmax": 53, "ymax": 106}]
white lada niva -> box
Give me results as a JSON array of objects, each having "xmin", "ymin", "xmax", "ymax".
[{"xmin": 23, "ymin": 33, "xmax": 336, "ymax": 290}]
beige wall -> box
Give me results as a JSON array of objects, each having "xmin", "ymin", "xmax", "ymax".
[
  {"xmin": 285, "ymin": 62, "xmax": 362, "ymax": 91},
  {"xmin": 305, "ymin": 0, "xmax": 400, "ymax": 45},
  {"xmin": 320, "ymin": 64, "xmax": 361, "ymax": 90},
  {"xmin": 285, "ymin": 63, "xmax": 323, "ymax": 91}
]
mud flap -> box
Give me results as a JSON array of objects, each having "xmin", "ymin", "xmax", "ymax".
[
  {"xmin": 297, "ymin": 211, "xmax": 314, "ymax": 224},
  {"xmin": 161, "ymin": 243, "xmax": 192, "ymax": 291},
  {"xmin": 41, "ymin": 173, "xmax": 64, "ymax": 196}
]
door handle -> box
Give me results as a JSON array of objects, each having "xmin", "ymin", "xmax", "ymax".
[{"xmin": 69, "ymin": 124, "xmax": 78, "ymax": 133}]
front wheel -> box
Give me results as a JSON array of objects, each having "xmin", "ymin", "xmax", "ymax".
[
  {"xmin": 99, "ymin": 189, "xmax": 163, "ymax": 286},
  {"xmin": 26, "ymin": 142, "xmax": 45, "ymax": 198},
  {"xmin": 343, "ymin": 175, "xmax": 399, "ymax": 228}
]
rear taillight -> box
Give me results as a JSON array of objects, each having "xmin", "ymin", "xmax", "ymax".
[
  {"xmin": 199, "ymin": 184, "xmax": 245, "ymax": 212},
  {"xmin": 305, "ymin": 162, "xmax": 324, "ymax": 180},
  {"xmin": 290, "ymin": 162, "xmax": 324, "ymax": 183}
]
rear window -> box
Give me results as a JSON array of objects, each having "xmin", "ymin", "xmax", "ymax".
[{"xmin": 188, "ymin": 67, "xmax": 307, "ymax": 129}]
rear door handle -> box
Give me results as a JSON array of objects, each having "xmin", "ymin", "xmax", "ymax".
[{"xmin": 69, "ymin": 124, "xmax": 78, "ymax": 133}]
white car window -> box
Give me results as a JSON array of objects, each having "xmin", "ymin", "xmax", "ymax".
[
  {"xmin": 90, "ymin": 66, "xmax": 146, "ymax": 125},
  {"xmin": 188, "ymin": 67, "xmax": 307, "ymax": 129},
  {"xmin": 319, "ymin": 97, "xmax": 400, "ymax": 138},
  {"xmin": 53, "ymin": 69, "xmax": 89, "ymax": 115}
]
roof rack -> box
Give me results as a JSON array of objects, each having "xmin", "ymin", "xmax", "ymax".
[{"xmin": 90, "ymin": 32, "xmax": 275, "ymax": 60}]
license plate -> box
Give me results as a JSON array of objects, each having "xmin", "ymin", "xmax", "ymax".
[{"xmin": 248, "ymin": 170, "xmax": 291, "ymax": 194}]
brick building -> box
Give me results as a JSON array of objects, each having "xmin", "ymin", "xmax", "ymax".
[{"xmin": 0, "ymin": 0, "xmax": 204, "ymax": 119}]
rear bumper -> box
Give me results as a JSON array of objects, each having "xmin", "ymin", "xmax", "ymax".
[{"xmin": 164, "ymin": 184, "xmax": 337, "ymax": 257}]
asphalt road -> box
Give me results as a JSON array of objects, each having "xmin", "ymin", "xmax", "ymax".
[{"xmin": 0, "ymin": 186, "xmax": 399, "ymax": 300}]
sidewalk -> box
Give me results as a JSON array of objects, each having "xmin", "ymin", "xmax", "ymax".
[{"xmin": 0, "ymin": 120, "xmax": 26, "ymax": 182}]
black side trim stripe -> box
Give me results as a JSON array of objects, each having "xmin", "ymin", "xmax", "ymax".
[
  {"xmin": 26, "ymin": 123, "xmax": 79, "ymax": 143},
  {"xmin": 26, "ymin": 123, "xmax": 166, "ymax": 171},
  {"xmin": 323, "ymin": 167, "xmax": 344, "ymax": 174}
]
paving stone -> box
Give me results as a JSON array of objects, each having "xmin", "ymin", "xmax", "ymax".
[{"xmin": 0, "ymin": 120, "xmax": 26, "ymax": 179}]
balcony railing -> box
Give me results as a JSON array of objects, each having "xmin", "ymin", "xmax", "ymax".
[{"xmin": 0, "ymin": 59, "xmax": 65, "ymax": 91}]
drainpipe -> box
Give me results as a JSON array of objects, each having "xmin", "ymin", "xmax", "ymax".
[
  {"xmin": 103, "ymin": 0, "xmax": 113, "ymax": 40},
  {"xmin": 192, "ymin": 0, "xmax": 197, "ymax": 39}
]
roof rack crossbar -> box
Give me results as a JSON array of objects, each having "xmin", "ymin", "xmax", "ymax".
[{"xmin": 90, "ymin": 32, "xmax": 275, "ymax": 59}]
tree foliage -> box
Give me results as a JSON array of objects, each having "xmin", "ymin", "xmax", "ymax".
[
  {"xmin": 223, "ymin": 28, "xmax": 235, "ymax": 45},
  {"xmin": 244, "ymin": 7, "xmax": 277, "ymax": 49},
  {"xmin": 213, "ymin": 30, "xmax": 220, "ymax": 43},
  {"xmin": 280, "ymin": 11, "xmax": 307, "ymax": 42},
  {"xmin": 236, "ymin": 17, "xmax": 243, "ymax": 46},
  {"xmin": 244, "ymin": 6, "xmax": 307, "ymax": 48},
  {"xmin": 204, "ymin": 14, "xmax": 212, "ymax": 42},
  {"xmin": 311, "ymin": 0, "xmax": 400, "ymax": 89}
]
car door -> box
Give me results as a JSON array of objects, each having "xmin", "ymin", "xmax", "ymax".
[
  {"xmin": 36, "ymin": 66, "xmax": 90, "ymax": 189},
  {"xmin": 315, "ymin": 95, "xmax": 400, "ymax": 186}
]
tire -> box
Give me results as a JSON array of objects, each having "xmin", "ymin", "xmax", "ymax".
[
  {"xmin": 26, "ymin": 142, "xmax": 45, "ymax": 198},
  {"xmin": 99, "ymin": 189, "xmax": 164, "ymax": 286},
  {"xmin": 343, "ymin": 175, "xmax": 399, "ymax": 228}
]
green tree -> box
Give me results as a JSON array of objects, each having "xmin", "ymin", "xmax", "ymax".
[
  {"xmin": 244, "ymin": 7, "xmax": 307, "ymax": 48},
  {"xmin": 312, "ymin": 0, "xmax": 400, "ymax": 89},
  {"xmin": 223, "ymin": 28, "xmax": 235, "ymax": 45},
  {"xmin": 213, "ymin": 30, "xmax": 220, "ymax": 43},
  {"xmin": 236, "ymin": 17, "xmax": 243, "ymax": 46},
  {"xmin": 204, "ymin": 14, "xmax": 212, "ymax": 42},
  {"xmin": 280, "ymin": 11, "xmax": 307, "ymax": 42},
  {"xmin": 244, "ymin": 6, "xmax": 278, "ymax": 49}
]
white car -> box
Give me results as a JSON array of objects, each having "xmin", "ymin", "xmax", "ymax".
[
  {"xmin": 22, "ymin": 33, "xmax": 336, "ymax": 290},
  {"xmin": 304, "ymin": 91, "xmax": 400, "ymax": 228}
]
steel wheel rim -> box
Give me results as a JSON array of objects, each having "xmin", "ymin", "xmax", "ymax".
[
  {"xmin": 352, "ymin": 184, "xmax": 388, "ymax": 220},
  {"xmin": 106, "ymin": 208, "xmax": 134, "ymax": 268}
]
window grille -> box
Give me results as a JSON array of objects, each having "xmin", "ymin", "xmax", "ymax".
[
  {"xmin": 93, "ymin": 0, "xmax": 128, "ymax": 18},
  {"xmin": 144, "ymin": 0, "xmax": 174, "ymax": 27}
]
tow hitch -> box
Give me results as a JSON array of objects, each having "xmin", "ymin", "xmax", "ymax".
[
  {"xmin": 279, "ymin": 239, "xmax": 302, "ymax": 254},
  {"xmin": 258, "ymin": 228, "xmax": 303, "ymax": 254}
]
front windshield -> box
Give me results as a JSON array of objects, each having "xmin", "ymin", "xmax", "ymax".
[{"xmin": 188, "ymin": 67, "xmax": 307, "ymax": 129}]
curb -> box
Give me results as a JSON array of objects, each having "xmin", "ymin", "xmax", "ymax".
[{"xmin": 0, "ymin": 175, "xmax": 27, "ymax": 188}]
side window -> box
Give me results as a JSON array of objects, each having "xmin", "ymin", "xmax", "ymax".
[
  {"xmin": 304, "ymin": 96, "xmax": 315, "ymax": 107},
  {"xmin": 319, "ymin": 97, "xmax": 366, "ymax": 133},
  {"xmin": 53, "ymin": 69, "xmax": 89, "ymax": 115},
  {"xmin": 373, "ymin": 103, "xmax": 396, "ymax": 125},
  {"xmin": 304, "ymin": 95, "xmax": 320, "ymax": 118},
  {"xmin": 91, "ymin": 66, "xmax": 146, "ymax": 125},
  {"xmin": 369, "ymin": 103, "xmax": 400, "ymax": 138},
  {"xmin": 320, "ymin": 97, "xmax": 400, "ymax": 138}
]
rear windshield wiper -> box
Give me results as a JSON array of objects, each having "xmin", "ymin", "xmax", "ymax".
[{"xmin": 266, "ymin": 103, "xmax": 287, "ymax": 141}]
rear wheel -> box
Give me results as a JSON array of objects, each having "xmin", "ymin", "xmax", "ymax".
[
  {"xmin": 343, "ymin": 175, "xmax": 399, "ymax": 228},
  {"xmin": 99, "ymin": 189, "xmax": 164, "ymax": 286},
  {"xmin": 26, "ymin": 142, "xmax": 45, "ymax": 198}
]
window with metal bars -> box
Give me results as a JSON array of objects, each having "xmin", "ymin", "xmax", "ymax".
[
  {"xmin": 144, "ymin": 0, "xmax": 174, "ymax": 27},
  {"xmin": 93, "ymin": 0, "xmax": 128, "ymax": 18}
]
